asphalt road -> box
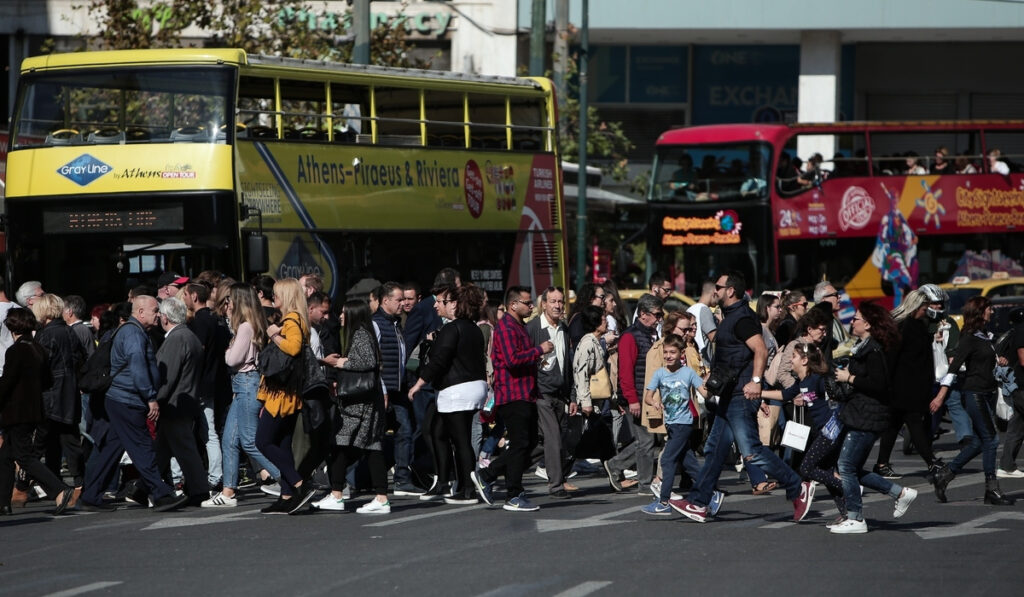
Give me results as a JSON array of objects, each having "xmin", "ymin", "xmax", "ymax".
[{"xmin": 3, "ymin": 436, "xmax": 1024, "ymax": 597}]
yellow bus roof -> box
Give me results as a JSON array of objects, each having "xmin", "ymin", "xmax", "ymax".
[
  {"xmin": 21, "ymin": 48, "xmax": 248, "ymax": 72},
  {"xmin": 20, "ymin": 49, "xmax": 546, "ymax": 93}
]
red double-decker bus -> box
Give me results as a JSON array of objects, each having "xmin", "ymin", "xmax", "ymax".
[{"xmin": 646, "ymin": 121, "xmax": 1024, "ymax": 303}]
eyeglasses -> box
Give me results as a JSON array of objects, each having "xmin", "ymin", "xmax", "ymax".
[
  {"xmin": 441, "ymin": 299, "xmax": 457, "ymax": 305},
  {"xmin": 715, "ymin": 284, "xmax": 729, "ymax": 291},
  {"xmin": 514, "ymin": 299, "xmax": 534, "ymax": 307},
  {"xmin": 851, "ymin": 315, "xmax": 863, "ymax": 322},
  {"xmin": 822, "ymin": 292, "xmax": 839, "ymax": 299},
  {"xmin": 594, "ymin": 294, "xmax": 606, "ymax": 300},
  {"xmin": 793, "ymin": 302, "xmax": 808, "ymax": 309},
  {"xmin": 646, "ymin": 311, "xmax": 664, "ymax": 319},
  {"xmin": 676, "ymin": 326, "xmax": 694, "ymax": 333}
]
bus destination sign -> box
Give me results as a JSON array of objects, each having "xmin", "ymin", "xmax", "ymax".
[{"xmin": 43, "ymin": 206, "xmax": 184, "ymax": 234}]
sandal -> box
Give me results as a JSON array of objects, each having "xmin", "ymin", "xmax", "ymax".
[{"xmin": 752, "ymin": 481, "xmax": 777, "ymax": 495}]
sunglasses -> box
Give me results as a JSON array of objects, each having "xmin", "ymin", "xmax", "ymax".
[
  {"xmin": 646, "ymin": 311, "xmax": 664, "ymax": 319},
  {"xmin": 715, "ymin": 284, "xmax": 729, "ymax": 291},
  {"xmin": 793, "ymin": 302, "xmax": 808, "ymax": 309},
  {"xmin": 822, "ymin": 292, "xmax": 839, "ymax": 299}
]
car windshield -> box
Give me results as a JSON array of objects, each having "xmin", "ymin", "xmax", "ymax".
[
  {"xmin": 649, "ymin": 142, "xmax": 772, "ymax": 203},
  {"xmin": 946, "ymin": 288, "xmax": 982, "ymax": 314},
  {"xmin": 13, "ymin": 66, "xmax": 234, "ymax": 148}
]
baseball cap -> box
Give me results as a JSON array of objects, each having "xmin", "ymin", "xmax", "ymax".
[{"xmin": 157, "ymin": 272, "xmax": 190, "ymax": 288}]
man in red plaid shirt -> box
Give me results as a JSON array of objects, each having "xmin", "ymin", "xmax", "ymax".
[{"xmin": 471, "ymin": 286, "xmax": 553, "ymax": 512}]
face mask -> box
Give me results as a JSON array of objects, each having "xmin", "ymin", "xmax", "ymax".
[{"xmin": 926, "ymin": 306, "xmax": 945, "ymax": 320}]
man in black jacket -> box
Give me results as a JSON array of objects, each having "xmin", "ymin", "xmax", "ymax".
[
  {"xmin": 526, "ymin": 286, "xmax": 575, "ymax": 498},
  {"xmin": 154, "ymin": 297, "xmax": 209, "ymax": 505},
  {"xmin": 185, "ymin": 282, "xmax": 229, "ymax": 491}
]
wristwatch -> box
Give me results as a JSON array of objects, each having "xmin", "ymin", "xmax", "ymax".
[{"xmin": 751, "ymin": 376, "xmax": 762, "ymax": 384}]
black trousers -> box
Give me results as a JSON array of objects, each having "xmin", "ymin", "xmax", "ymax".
[
  {"xmin": 0, "ymin": 423, "xmax": 69, "ymax": 506},
  {"xmin": 45, "ymin": 420, "xmax": 85, "ymax": 488},
  {"xmin": 876, "ymin": 407, "xmax": 936, "ymax": 467},
  {"xmin": 480, "ymin": 401, "xmax": 538, "ymax": 498},
  {"xmin": 155, "ymin": 415, "xmax": 209, "ymax": 498},
  {"xmin": 433, "ymin": 410, "xmax": 477, "ymax": 498},
  {"xmin": 328, "ymin": 446, "xmax": 387, "ymax": 495}
]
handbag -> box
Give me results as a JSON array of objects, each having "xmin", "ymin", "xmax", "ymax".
[
  {"xmin": 336, "ymin": 367, "xmax": 380, "ymax": 405},
  {"xmin": 781, "ymin": 405, "xmax": 811, "ymax": 451},
  {"xmin": 824, "ymin": 374, "xmax": 853, "ymax": 402},
  {"xmin": 705, "ymin": 363, "xmax": 739, "ymax": 396},
  {"xmin": 301, "ymin": 343, "xmax": 329, "ymax": 400},
  {"xmin": 258, "ymin": 341, "xmax": 295, "ymax": 387},
  {"xmin": 589, "ymin": 367, "xmax": 612, "ymax": 400}
]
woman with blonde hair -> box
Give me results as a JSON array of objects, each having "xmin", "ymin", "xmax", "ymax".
[
  {"xmin": 30, "ymin": 293, "xmax": 85, "ymax": 504},
  {"xmin": 872, "ymin": 290, "xmax": 944, "ymax": 481},
  {"xmin": 203, "ymin": 283, "xmax": 279, "ymax": 508},
  {"xmin": 255, "ymin": 278, "xmax": 315, "ymax": 514}
]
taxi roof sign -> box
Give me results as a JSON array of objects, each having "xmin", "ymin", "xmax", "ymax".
[{"xmin": 951, "ymin": 276, "xmax": 971, "ymax": 285}]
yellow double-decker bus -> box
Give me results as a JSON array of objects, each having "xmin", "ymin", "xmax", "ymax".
[{"xmin": 4, "ymin": 49, "xmax": 567, "ymax": 301}]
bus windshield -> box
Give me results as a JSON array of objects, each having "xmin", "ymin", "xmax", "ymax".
[
  {"xmin": 13, "ymin": 66, "xmax": 233, "ymax": 148},
  {"xmin": 649, "ymin": 141, "xmax": 772, "ymax": 203}
]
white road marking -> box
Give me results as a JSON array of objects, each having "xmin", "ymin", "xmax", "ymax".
[
  {"xmin": 914, "ymin": 511, "xmax": 1024, "ymax": 540},
  {"xmin": 141, "ymin": 509, "xmax": 260, "ymax": 531},
  {"xmin": 552, "ymin": 581, "xmax": 613, "ymax": 597},
  {"xmin": 42, "ymin": 581, "xmax": 124, "ymax": 597},
  {"xmin": 363, "ymin": 503, "xmax": 490, "ymax": 527},
  {"xmin": 535, "ymin": 504, "xmax": 637, "ymax": 533}
]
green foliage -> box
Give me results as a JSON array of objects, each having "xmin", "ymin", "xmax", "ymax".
[{"xmin": 75, "ymin": 0, "xmax": 431, "ymax": 67}]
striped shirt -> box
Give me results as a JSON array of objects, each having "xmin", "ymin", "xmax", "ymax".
[{"xmin": 492, "ymin": 315, "xmax": 544, "ymax": 406}]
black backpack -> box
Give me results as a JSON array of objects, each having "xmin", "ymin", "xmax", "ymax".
[{"xmin": 77, "ymin": 325, "xmax": 129, "ymax": 396}]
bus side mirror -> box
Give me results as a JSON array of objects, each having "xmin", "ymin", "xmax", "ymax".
[{"xmin": 246, "ymin": 234, "xmax": 269, "ymax": 274}]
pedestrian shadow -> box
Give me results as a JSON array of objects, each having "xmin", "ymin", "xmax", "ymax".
[{"xmin": 0, "ymin": 515, "xmax": 57, "ymax": 527}]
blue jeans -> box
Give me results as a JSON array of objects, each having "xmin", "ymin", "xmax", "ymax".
[
  {"xmin": 659, "ymin": 423, "xmax": 694, "ymax": 502},
  {"xmin": 197, "ymin": 396, "xmax": 222, "ymax": 486},
  {"xmin": 950, "ymin": 391, "xmax": 999, "ymax": 478},
  {"xmin": 392, "ymin": 397, "xmax": 415, "ymax": 485},
  {"xmin": 221, "ymin": 371, "xmax": 280, "ymax": 489},
  {"xmin": 837, "ymin": 429, "xmax": 903, "ymax": 521},
  {"xmin": 944, "ymin": 387, "xmax": 974, "ymax": 443},
  {"xmin": 689, "ymin": 393, "xmax": 802, "ymax": 507}
]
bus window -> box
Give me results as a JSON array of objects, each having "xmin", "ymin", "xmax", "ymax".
[
  {"xmin": 649, "ymin": 142, "xmax": 771, "ymax": 202},
  {"xmin": 424, "ymin": 89, "xmax": 466, "ymax": 147},
  {"xmin": 329, "ymin": 83, "xmax": 369, "ymax": 142},
  {"xmin": 238, "ymin": 76, "xmax": 278, "ymax": 138},
  {"xmin": 13, "ymin": 67, "xmax": 232, "ymax": 148},
  {"xmin": 869, "ymin": 131, "xmax": 980, "ymax": 175},
  {"xmin": 468, "ymin": 92, "xmax": 507, "ymax": 149},
  {"xmin": 510, "ymin": 96, "xmax": 545, "ymax": 150},
  {"xmin": 984, "ymin": 132, "xmax": 1024, "ymax": 172},
  {"xmin": 374, "ymin": 86, "xmax": 422, "ymax": 144},
  {"xmin": 280, "ymin": 79, "xmax": 327, "ymax": 140}
]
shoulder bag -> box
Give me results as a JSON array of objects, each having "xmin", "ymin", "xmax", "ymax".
[{"xmin": 589, "ymin": 367, "xmax": 612, "ymax": 400}]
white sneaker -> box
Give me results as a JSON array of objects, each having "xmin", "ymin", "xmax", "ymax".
[
  {"xmin": 997, "ymin": 468, "xmax": 1024, "ymax": 479},
  {"xmin": 260, "ymin": 483, "xmax": 281, "ymax": 497},
  {"xmin": 356, "ymin": 499, "xmax": 391, "ymax": 515},
  {"xmin": 312, "ymin": 494, "xmax": 346, "ymax": 511},
  {"xmin": 648, "ymin": 480, "xmax": 681, "ymax": 500},
  {"xmin": 201, "ymin": 492, "xmax": 237, "ymax": 508},
  {"xmin": 893, "ymin": 487, "xmax": 917, "ymax": 519},
  {"xmin": 623, "ymin": 469, "xmax": 638, "ymax": 479},
  {"xmin": 830, "ymin": 517, "xmax": 868, "ymax": 534},
  {"xmin": 535, "ymin": 466, "xmax": 548, "ymax": 481}
]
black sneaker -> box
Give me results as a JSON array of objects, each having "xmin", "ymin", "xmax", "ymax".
[
  {"xmin": 872, "ymin": 463, "xmax": 901, "ymax": 480},
  {"xmin": 261, "ymin": 497, "xmax": 291, "ymax": 514},
  {"xmin": 287, "ymin": 483, "xmax": 318, "ymax": 515},
  {"xmin": 394, "ymin": 482, "xmax": 426, "ymax": 497},
  {"xmin": 420, "ymin": 483, "xmax": 450, "ymax": 502},
  {"xmin": 152, "ymin": 493, "xmax": 189, "ymax": 512},
  {"xmin": 549, "ymin": 489, "xmax": 572, "ymax": 499}
]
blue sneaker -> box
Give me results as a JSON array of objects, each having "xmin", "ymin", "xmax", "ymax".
[
  {"xmin": 503, "ymin": 493, "xmax": 539, "ymax": 512},
  {"xmin": 470, "ymin": 470, "xmax": 494, "ymax": 506},
  {"xmin": 709, "ymin": 490, "xmax": 725, "ymax": 517},
  {"xmin": 641, "ymin": 500, "xmax": 672, "ymax": 516}
]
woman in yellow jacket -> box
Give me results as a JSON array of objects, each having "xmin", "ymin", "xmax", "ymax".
[{"xmin": 255, "ymin": 278, "xmax": 315, "ymax": 514}]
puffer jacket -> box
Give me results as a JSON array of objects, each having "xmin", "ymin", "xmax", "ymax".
[{"xmin": 838, "ymin": 336, "xmax": 892, "ymax": 433}]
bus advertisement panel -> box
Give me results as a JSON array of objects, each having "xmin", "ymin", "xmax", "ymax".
[{"xmin": 236, "ymin": 143, "xmax": 563, "ymax": 297}]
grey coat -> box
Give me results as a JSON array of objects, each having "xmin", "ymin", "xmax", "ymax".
[{"xmin": 155, "ymin": 325, "xmax": 204, "ymax": 418}]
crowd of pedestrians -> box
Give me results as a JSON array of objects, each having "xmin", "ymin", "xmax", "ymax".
[{"xmin": 0, "ymin": 268, "xmax": 1021, "ymax": 535}]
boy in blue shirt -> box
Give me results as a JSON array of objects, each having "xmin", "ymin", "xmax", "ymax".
[{"xmin": 641, "ymin": 334, "xmax": 707, "ymax": 515}]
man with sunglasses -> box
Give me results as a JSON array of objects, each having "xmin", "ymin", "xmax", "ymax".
[
  {"xmin": 603, "ymin": 293, "xmax": 663, "ymax": 493},
  {"xmin": 472, "ymin": 286, "xmax": 553, "ymax": 512},
  {"xmin": 672, "ymin": 272, "xmax": 812, "ymax": 523}
]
